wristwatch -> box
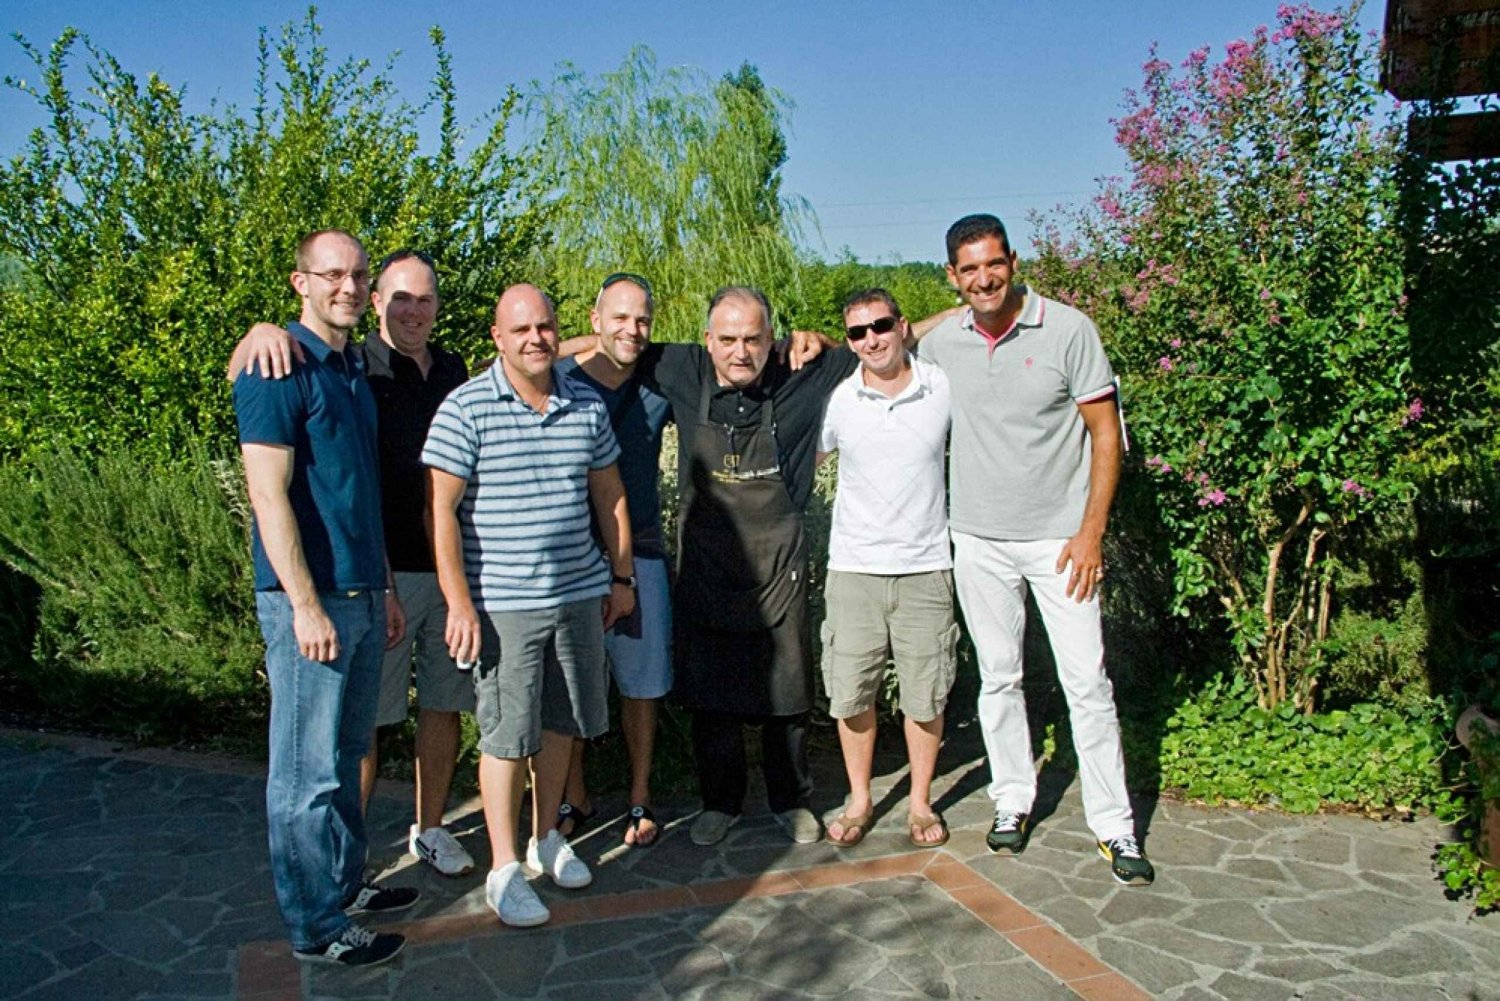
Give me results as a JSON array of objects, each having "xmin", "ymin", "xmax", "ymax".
[{"xmin": 611, "ymin": 573, "xmax": 637, "ymax": 589}]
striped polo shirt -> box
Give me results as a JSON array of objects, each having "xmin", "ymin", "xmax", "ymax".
[{"xmin": 421, "ymin": 361, "xmax": 621, "ymax": 612}]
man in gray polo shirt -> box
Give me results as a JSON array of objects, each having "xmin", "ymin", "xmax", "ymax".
[
  {"xmin": 917, "ymin": 213, "xmax": 1153, "ymax": 886},
  {"xmin": 424, "ymin": 284, "xmax": 635, "ymax": 926}
]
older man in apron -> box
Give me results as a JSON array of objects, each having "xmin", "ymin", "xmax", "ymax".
[{"xmin": 633, "ymin": 287, "xmax": 858, "ymax": 845}]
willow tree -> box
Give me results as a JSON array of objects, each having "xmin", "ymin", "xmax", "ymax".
[{"xmin": 530, "ymin": 49, "xmax": 809, "ymax": 341}]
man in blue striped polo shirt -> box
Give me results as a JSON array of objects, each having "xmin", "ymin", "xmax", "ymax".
[{"xmin": 423, "ymin": 284, "xmax": 635, "ymax": 928}]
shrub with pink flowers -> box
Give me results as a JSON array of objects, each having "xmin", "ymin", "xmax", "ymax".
[{"xmin": 1031, "ymin": 4, "xmax": 1414, "ymax": 712}]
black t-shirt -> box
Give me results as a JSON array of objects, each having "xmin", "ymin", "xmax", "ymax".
[
  {"xmin": 634, "ymin": 342, "xmax": 859, "ymax": 512},
  {"xmin": 363, "ymin": 337, "xmax": 469, "ymax": 572}
]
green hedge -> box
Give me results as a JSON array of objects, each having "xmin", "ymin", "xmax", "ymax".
[{"xmin": 0, "ymin": 444, "xmax": 267, "ymax": 741}]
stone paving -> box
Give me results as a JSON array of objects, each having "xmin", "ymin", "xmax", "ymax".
[{"xmin": 2, "ymin": 725, "xmax": 1498, "ymax": 1000}]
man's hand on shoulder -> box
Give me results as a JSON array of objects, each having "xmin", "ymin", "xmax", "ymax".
[
  {"xmin": 228, "ymin": 323, "xmax": 303, "ymax": 382},
  {"xmin": 909, "ymin": 305, "xmax": 963, "ymax": 345},
  {"xmin": 784, "ymin": 329, "xmax": 839, "ymax": 371}
]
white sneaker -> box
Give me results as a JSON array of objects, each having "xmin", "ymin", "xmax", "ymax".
[
  {"xmin": 485, "ymin": 861, "xmax": 550, "ymax": 927},
  {"xmin": 408, "ymin": 824, "xmax": 475, "ymax": 876},
  {"xmin": 526, "ymin": 829, "xmax": 593, "ymax": 889}
]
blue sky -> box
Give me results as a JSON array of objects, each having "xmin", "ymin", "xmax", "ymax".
[{"xmin": 1, "ymin": 1, "xmax": 1384, "ymax": 263}]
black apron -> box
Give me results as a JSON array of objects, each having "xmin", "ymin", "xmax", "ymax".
[{"xmin": 672, "ymin": 377, "xmax": 812, "ymax": 715}]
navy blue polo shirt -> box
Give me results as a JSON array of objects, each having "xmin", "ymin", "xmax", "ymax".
[
  {"xmin": 555, "ymin": 357, "xmax": 673, "ymax": 548},
  {"xmin": 234, "ymin": 321, "xmax": 386, "ymax": 592}
]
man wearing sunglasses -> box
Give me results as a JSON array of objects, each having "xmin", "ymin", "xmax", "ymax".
[
  {"xmin": 815, "ymin": 288, "xmax": 957, "ymax": 850},
  {"xmin": 551, "ymin": 272, "xmax": 674, "ymax": 848}
]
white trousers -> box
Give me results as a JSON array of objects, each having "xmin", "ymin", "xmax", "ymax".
[{"xmin": 951, "ymin": 532, "xmax": 1134, "ymax": 841}]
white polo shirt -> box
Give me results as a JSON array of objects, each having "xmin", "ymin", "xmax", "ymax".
[{"xmin": 819, "ymin": 354, "xmax": 952, "ymax": 575}]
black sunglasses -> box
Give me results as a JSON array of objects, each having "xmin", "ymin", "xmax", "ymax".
[
  {"xmin": 599, "ymin": 271, "xmax": 653, "ymax": 297},
  {"xmin": 845, "ymin": 315, "xmax": 900, "ymax": 341}
]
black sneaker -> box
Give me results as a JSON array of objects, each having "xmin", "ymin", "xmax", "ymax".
[
  {"xmin": 294, "ymin": 924, "xmax": 404, "ymax": 967},
  {"xmin": 342, "ymin": 879, "xmax": 419, "ymax": 915},
  {"xmin": 1097, "ymin": 835, "xmax": 1155, "ymax": 885},
  {"xmin": 986, "ymin": 811, "xmax": 1031, "ymax": 854}
]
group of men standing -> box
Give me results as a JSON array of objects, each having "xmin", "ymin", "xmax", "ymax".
[{"xmin": 232, "ymin": 213, "xmax": 1154, "ymax": 969}]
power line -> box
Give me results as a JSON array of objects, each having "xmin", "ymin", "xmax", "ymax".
[
  {"xmin": 820, "ymin": 219, "xmax": 958, "ymax": 231},
  {"xmin": 818, "ymin": 189, "xmax": 1092, "ymax": 209}
]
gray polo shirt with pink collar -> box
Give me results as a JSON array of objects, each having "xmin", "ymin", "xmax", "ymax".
[{"xmin": 918, "ymin": 287, "xmax": 1115, "ymax": 542}]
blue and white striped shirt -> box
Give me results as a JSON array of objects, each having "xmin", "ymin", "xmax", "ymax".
[{"xmin": 422, "ymin": 362, "xmax": 621, "ymax": 612}]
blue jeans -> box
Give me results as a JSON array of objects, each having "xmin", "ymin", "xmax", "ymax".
[{"xmin": 256, "ymin": 590, "xmax": 385, "ymax": 951}]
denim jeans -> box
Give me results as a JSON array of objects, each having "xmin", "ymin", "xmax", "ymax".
[{"xmin": 256, "ymin": 589, "xmax": 385, "ymax": 950}]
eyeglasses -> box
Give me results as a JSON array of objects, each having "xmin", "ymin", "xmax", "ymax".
[
  {"xmin": 845, "ymin": 315, "xmax": 899, "ymax": 341},
  {"xmin": 302, "ymin": 269, "xmax": 371, "ymax": 286},
  {"xmin": 599, "ymin": 272, "xmax": 653, "ymax": 297}
]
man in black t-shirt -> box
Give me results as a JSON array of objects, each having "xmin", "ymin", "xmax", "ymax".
[{"xmin": 633, "ymin": 287, "xmax": 858, "ymax": 846}]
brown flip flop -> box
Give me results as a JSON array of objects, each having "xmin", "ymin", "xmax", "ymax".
[
  {"xmin": 908, "ymin": 811, "xmax": 949, "ymax": 847},
  {"xmin": 826, "ymin": 808, "xmax": 874, "ymax": 847}
]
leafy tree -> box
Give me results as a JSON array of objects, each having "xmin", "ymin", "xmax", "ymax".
[
  {"xmin": 790, "ymin": 255, "xmax": 955, "ymax": 337},
  {"xmin": 1029, "ymin": 4, "xmax": 1413, "ymax": 712},
  {"xmin": 0, "ymin": 13, "xmax": 545, "ymax": 461},
  {"xmin": 528, "ymin": 48, "xmax": 808, "ymax": 342}
]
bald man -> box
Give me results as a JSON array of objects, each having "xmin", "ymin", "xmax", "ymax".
[{"xmin": 423, "ymin": 285, "xmax": 634, "ymax": 927}]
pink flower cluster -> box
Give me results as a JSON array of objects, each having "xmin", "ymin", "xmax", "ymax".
[
  {"xmin": 1115, "ymin": 105, "xmax": 1165, "ymax": 153},
  {"xmin": 1401, "ymin": 398, "xmax": 1424, "ymax": 426},
  {"xmin": 1096, "ymin": 191, "xmax": 1127, "ymax": 222},
  {"xmin": 1342, "ymin": 479, "xmax": 1370, "ymax": 499},
  {"xmin": 1138, "ymin": 259, "xmax": 1181, "ymax": 287},
  {"xmin": 1137, "ymin": 161, "xmax": 1187, "ymax": 190},
  {"xmin": 1142, "ymin": 56, "xmax": 1172, "ymax": 78},
  {"xmin": 1272, "ymin": 4, "xmax": 1343, "ymax": 45},
  {"xmin": 1210, "ymin": 39, "xmax": 1256, "ymax": 103},
  {"xmin": 1145, "ymin": 455, "xmax": 1173, "ymax": 474},
  {"xmin": 1198, "ymin": 488, "xmax": 1228, "ymax": 507}
]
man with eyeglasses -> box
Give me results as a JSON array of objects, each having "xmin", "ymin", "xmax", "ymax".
[
  {"xmin": 815, "ymin": 288, "xmax": 957, "ymax": 850},
  {"xmin": 231, "ymin": 249, "xmax": 479, "ymax": 881},
  {"xmin": 550, "ymin": 272, "xmax": 673, "ymax": 848},
  {"xmin": 232, "ymin": 229, "xmax": 417, "ymax": 968}
]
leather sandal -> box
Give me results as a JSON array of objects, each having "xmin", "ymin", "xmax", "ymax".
[
  {"xmin": 625, "ymin": 804, "xmax": 659, "ymax": 847},
  {"xmin": 826, "ymin": 807, "xmax": 874, "ymax": 847},
  {"xmin": 907, "ymin": 810, "xmax": 949, "ymax": 847},
  {"xmin": 557, "ymin": 801, "xmax": 596, "ymax": 838}
]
